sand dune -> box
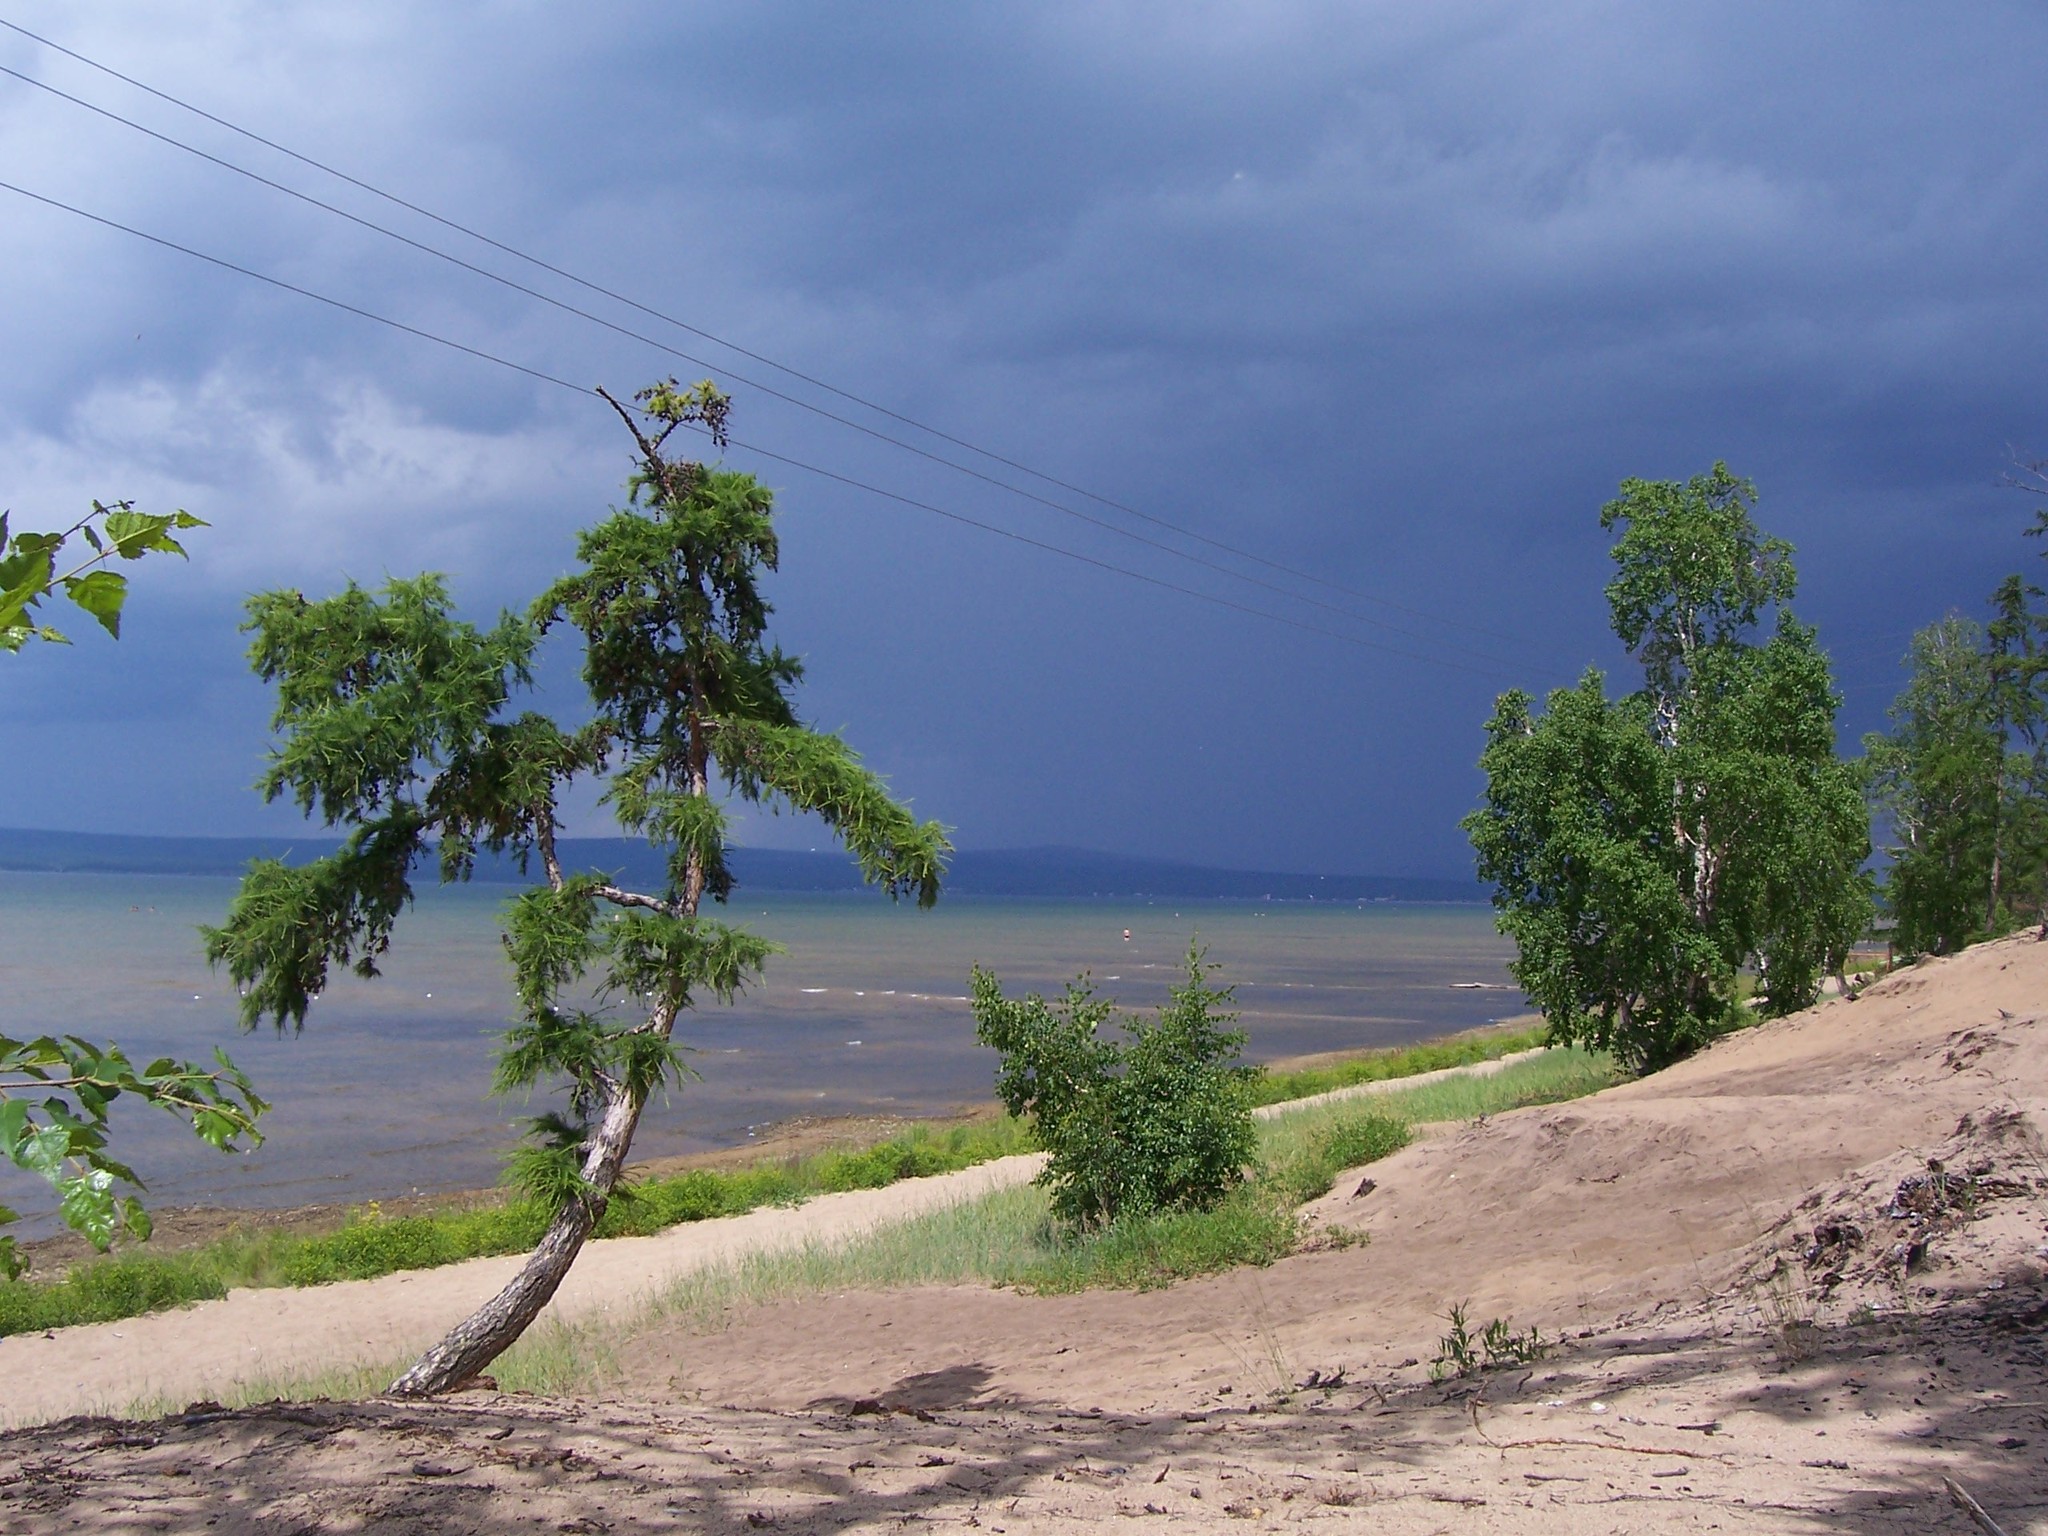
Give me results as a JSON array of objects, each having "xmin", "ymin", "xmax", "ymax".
[{"xmin": 5, "ymin": 934, "xmax": 2045, "ymax": 1533}]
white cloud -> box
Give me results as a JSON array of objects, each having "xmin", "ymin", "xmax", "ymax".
[{"xmin": 3, "ymin": 367, "xmax": 598, "ymax": 591}]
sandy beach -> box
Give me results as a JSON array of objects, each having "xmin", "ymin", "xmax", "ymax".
[
  {"xmin": 0, "ymin": 1048, "xmax": 1543, "ymax": 1425},
  {"xmin": 4, "ymin": 935, "xmax": 2044, "ymax": 1533}
]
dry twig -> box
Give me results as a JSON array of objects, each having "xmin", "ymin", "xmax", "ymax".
[{"xmin": 1944, "ymin": 1476, "xmax": 2010, "ymax": 1536}]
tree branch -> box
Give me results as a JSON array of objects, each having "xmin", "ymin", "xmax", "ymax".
[
  {"xmin": 595, "ymin": 386, "xmax": 673, "ymax": 464},
  {"xmin": 534, "ymin": 810, "xmax": 565, "ymax": 893},
  {"xmin": 592, "ymin": 883, "xmax": 681, "ymax": 917}
]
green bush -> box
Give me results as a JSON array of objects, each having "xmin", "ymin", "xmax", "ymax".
[
  {"xmin": 1017, "ymin": 1106, "xmax": 1410, "ymax": 1292},
  {"xmin": 972, "ymin": 943, "xmax": 1258, "ymax": 1230}
]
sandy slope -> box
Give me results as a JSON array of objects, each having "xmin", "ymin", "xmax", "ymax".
[
  {"xmin": 0, "ymin": 1153, "xmax": 1047, "ymax": 1426},
  {"xmin": 0, "ymin": 1033, "xmax": 1536, "ymax": 1426},
  {"xmin": 4, "ymin": 935, "xmax": 2045, "ymax": 1533}
]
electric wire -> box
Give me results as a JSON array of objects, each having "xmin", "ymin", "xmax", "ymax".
[
  {"xmin": 0, "ymin": 59, "xmax": 1525, "ymax": 675},
  {"xmin": 0, "ymin": 12, "xmax": 1535, "ymax": 654},
  {"xmin": 0, "ymin": 175, "xmax": 1519, "ymax": 682}
]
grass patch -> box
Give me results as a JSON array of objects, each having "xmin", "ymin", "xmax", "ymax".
[
  {"xmin": 1018, "ymin": 1185, "xmax": 1301, "ymax": 1292},
  {"xmin": 651, "ymin": 1102, "xmax": 1423, "ymax": 1318},
  {"xmin": 50, "ymin": 1046, "xmax": 1622, "ymax": 1418},
  {"xmin": 0, "ymin": 1250, "xmax": 227, "ymax": 1338},
  {"xmin": 0, "ymin": 1116, "xmax": 1035, "ymax": 1339},
  {"xmin": 1347, "ymin": 1043, "xmax": 1616, "ymax": 1124},
  {"xmin": 2, "ymin": 1036, "xmax": 1609, "ymax": 1345},
  {"xmin": 1250, "ymin": 1023, "xmax": 1548, "ymax": 1107},
  {"xmin": 647, "ymin": 1047, "xmax": 1616, "ymax": 1319}
]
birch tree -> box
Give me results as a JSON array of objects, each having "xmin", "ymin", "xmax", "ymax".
[
  {"xmin": 203, "ymin": 381, "xmax": 949, "ymax": 1394},
  {"xmin": 2, "ymin": 497, "xmax": 208, "ymax": 649},
  {"xmin": 2, "ymin": 499, "xmax": 265, "ymax": 1278},
  {"xmin": 1865, "ymin": 505, "xmax": 2048, "ymax": 951},
  {"xmin": 1465, "ymin": 464, "xmax": 1869, "ymax": 1070}
]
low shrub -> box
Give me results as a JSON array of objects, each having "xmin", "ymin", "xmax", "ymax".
[
  {"xmin": 1020, "ymin": 1106, "xmax": 1410, "ymax": 1293},
  {"xmin": 1429, "ymin": 1301, "xmax": 1550, "ymax": 1381},
  {"xmin": 973, "ymin": 943, "xmax": 1258, "ymax": 1229}
]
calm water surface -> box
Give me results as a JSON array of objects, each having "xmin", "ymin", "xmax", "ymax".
[{"xmin": 0, "ymin": 871, "xmax": 1521, "ymax": 1220}]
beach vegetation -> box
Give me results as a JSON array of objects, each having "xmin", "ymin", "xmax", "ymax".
[
  {"xmin": 1465, "ymin": 464, "xmax": 1871, "ymax": 1071},
  {"xmin": 0, "ymin": 1115, "xmax": 1028, "ymax": 1337},
  {"xmin": 1, "ymin": 501, "xmax": 265, "ymax": 1281},
  {"xmin": 1866, "ymin": 511, "xmax": 2048, "ymax": 955},
  {"xmin": 647, "ymin": 1047, "xmax": 1608, "ymax": 1317},
  {"xmin": 1248, "ymin": 1021, "xmax": 1546, "ymax": 1107},
  {"xmin": 199, "ymin": 379, "xmax": 949, "ymax": 1394},
  {"xmin": 0, "ymin": 1244, "xmax": 230, "ymax": 1336},
  {"xmin": 1, "ymin": 1044, "xmax": 1609, "ymax": 1342},
  {"xmin": 972, "ymin": 944, "xmax": 1258, "ymax": 1229},
  {"xmin": 1429, "ymin": 1302, "xmax": 1550, "ymax": 1382}
]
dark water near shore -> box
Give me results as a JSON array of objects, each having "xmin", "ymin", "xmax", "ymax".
[{"xmin": 0, "ymin": 871, "xmax": 1522, "ymax": 1224}]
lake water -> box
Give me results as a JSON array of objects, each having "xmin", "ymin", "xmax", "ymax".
[{"xmin": 0, "ymin": 871, "xmax": 1522, "ymax": 1222}]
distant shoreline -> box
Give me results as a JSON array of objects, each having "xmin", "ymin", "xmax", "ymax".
[{"xmin": 0, "ymin": 827, "xmax": 1487, "ymax": 904}]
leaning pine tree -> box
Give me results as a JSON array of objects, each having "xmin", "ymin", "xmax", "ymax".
[{"xmin": 204, "ymin": 381, "xmax": 949, "ymax": 1396}]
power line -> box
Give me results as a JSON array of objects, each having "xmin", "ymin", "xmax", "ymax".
[
  {"xmin": 0, "ymin": 59, "xmax": 1523, "ymax": 675},
  {"xmin": 0, "ymin": 12, "xmax": 1535, "ymax": 655},
  {"xmin": 0, "ymin": 178, "xmax": 581, "ymax": 391},
  {"xmin": 0, "ymin": 175, "xmax": 1519, "ymax": 682}
]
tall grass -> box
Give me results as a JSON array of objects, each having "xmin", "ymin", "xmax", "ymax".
[
  {"xmin": 3, "ymin": 1040, "xmax": 1611, "ymax": 1344},
  {"xmin": 1291, "ymin": 1042, "xmax": 1616, "ymax": 1129},
  {"xmin": 78, "ymin": 1046, "xmax": 1620, "ymax": 1416},
  {"xmin": 0, "ymin": 1116, "xmax": 1034, "ymax": 1339},
  {"xmin": 1249, "ymin": 1023, "xmax": 1548, "ymax": 1107},
  {"xmin": 643, "ymin": 1047, "xmax": 1616, "ymax": 1318}
]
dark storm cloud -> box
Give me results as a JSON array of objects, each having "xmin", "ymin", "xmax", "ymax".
[{"xmin": 2, "ymin": 2, "xmax": 2045, "ymax": 876}]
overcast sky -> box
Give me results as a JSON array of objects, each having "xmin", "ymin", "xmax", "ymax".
[{"xmin": 3, "ymin": 2, "xmax": 2045, "ymax": 880}]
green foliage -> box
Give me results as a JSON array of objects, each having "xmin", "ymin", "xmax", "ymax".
[
  {"xmin": 0, "ymin": 1249, "xmax": 227, "ymax": 1335},
  {"xmin": 204, "ymin": 380, "xmax": 951, "ymax": 1247},
  {"xmin": 1430, "ymin": 1302, "xmax": 1550, "ymax": 1382},
  {"xmin": 1466, "ymin": 465, "xmax": 1870, "ymax": 1071},
  {"xmin": 2, "ymin": 500, "xmax": 264, "ymax": 1279},
  {"xmin": 974, "ymin": 944, "xmax": 1259, "ymax": 1230},
  {"xmin": 1468, "ymin": 678, "xmax": 1723, "ymax": 1069},
  {"xmin": 0, "ymin": 1037, "xmax": 266, "ymax": 1280},
  {"xmin": 1866, "ymin": 618, "xmax": 2010, "ymax": 953},
  {"xmin": 0, "ymin": 498, "xmax": 205, "ymax": 650},
  {"xmin": 1599, "ymin": 464, "xmax": 1795, "ymax": 706},
  {"xmin": 1866, "ymin": 521, "xmax": 2048, "ymax": 954}
]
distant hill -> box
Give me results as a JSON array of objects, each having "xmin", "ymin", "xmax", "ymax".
[{"xmin": 0, "ymin": 828, "xmax": 1482, "ymax": 903}]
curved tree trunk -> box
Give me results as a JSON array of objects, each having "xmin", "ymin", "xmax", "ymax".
[{"xmin": 387, "ymin": 1004, "xmax": 670, "ymax": 1397}]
